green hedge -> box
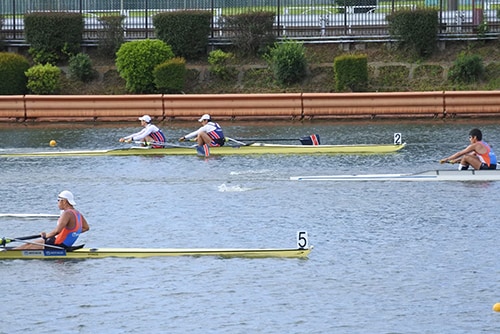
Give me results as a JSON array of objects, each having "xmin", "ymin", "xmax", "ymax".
[
  {"xmin": 264, "ymin": 40, "xmax": 307, "ymax": 86},
  {"xmin": 334, "ymin": 54, "xmax": 368, "ymax": 92},
  {"xmin": 448, "ymin": 53, "xmax": 485, "ymax": 84},
  {"xmin": 25, "ymin": 12, "xmax": 84, "ymax": 64},
  {"xmin": 0, "ymin": 52, "xmax": 30, "ymax": 95},
  {"xmin": 208, "ymin": 50, "xmax": 235, "ymax": 80},
  {"xmin": 98, "ymin": 15, "xmax": 125, "ymax": 58},
  {"xmin": 116, "ymin": 39, "xmax": 175, "ymax": 93},
  {"xmin": 154, "ymin": 57, "xmax": 187, "ymax": 94},
  {"xmin": 153, "ymin": 11, "xmax": 211, "ymax": 60},
  {"xmin": 69, "ymin": 53, "xmax": 95, "ymax": 83},
  {"xmin": 223, "ymin": 11, "xmax": 276, "ymax": 57},
  {"xmin": 387, "ymin": 9, "xmax": 438, "ymax": 58},
  {"xmin": 25, "ymin": 63, "xmax": 61, "ymax": 94}
]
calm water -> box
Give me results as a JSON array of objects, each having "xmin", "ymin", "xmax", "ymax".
[{"xmin": 1, "ymin": 120, "xmax": 499, "ymax": 333}]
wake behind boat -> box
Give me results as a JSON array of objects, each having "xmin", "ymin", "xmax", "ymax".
[
  {"xmin": 290, "ymin": 169, "xmax": 500, "ymax": 182},
  {"xmin": 0, "ymin": 142, "xmax": 406, "ymax": 158}
]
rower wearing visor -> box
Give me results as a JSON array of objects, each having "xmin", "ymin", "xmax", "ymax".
[
  {"xmin": 119, "ymin": 115, "xmax": 166, "ymax": 148},
  {"xmin": 179, "ymin": 114, "xmax": 225, "ymax": 147},
  {"xmin": 440, "ymin": 128, "xmax": 497, "ymax": 170},
  {"xmin": 15, "ymin": 190, "xmax": 90, "ymax": 250}
]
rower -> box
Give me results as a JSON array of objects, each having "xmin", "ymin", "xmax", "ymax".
[
  {"xmin": 440, "ymin": 128, "xmax": 497, "ymax": 170},
  {"xmin": 179, "ymin": 114, "xmax": 225, "ymax": 157},
  {"xmin": 119, "ymin": 115, "xmax": 166, "ymax": 148},
  {"xmin": 15, "ymin": 190, "xmax": 89, "ymax": 250}
]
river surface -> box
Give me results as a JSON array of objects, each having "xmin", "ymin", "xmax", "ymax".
[{"xmin": 1, "ymin": 120, "xmax": 499, "ymax": 333}]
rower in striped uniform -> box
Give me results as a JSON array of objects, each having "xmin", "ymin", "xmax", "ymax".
[
  {"xmin": 119, "ymin": 115, "xmax": 166, "ymax": 148},
  {"xmin": 179, "ymin": 114, "xmax": 225, "ymax": 156}
]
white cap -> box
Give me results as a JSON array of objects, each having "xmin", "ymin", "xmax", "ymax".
[
  {"xmin": 58, "ymin": 190, "xmax": 76, "ymax": 206},
  {"xmin": 139, "ymin": 115, "xmax": 152, "ymax": 123},
  {"xmin": 198, "ymin": 114, "xmax": 211, "ymax": 122}
]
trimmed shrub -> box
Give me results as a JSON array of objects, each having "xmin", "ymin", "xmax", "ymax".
[
  {"xmin": 264, "ymin": 40, "xmax": 307, "ymax": 86},
  {"xmin": 115, "ymin": 39, "xmax": 175, "ymax": 93},
  {"xmin": 448, "ymin": 53, "xmax": 484, "ymax": 84},
  {"xmin": 98, "ymin": 15, "xmax": 125, "ymax": 58},
  {"xmin": 387, "ymin": 9, "xmax": 438, "ymax": 58},
  {"xmin": 0, "ymin": 52, "xmax": 30, "ymax": 95},
  {"xmin": 25, "ymin": 12, "xmax": 84, "ymax": 64},
  {"xmin": 154, "ymin": 11, "xmax": 211, "ymax": 60},
  {"xmin": 208, "ymin": 50, "xmax": 235, "ymax": 80},
  {"xmin": 334, "ymin": 54, "xmax": 368, "ymax": 92},
  {"xmin": 69, "ymin": 53, "xmax": 95, "ymax": 82},
  {"xmin": 25, "ymin": 63, "xmax": 61, "ymax": 94},
  {"xmin": 154, "ymin": 57, "xmax": 187, "ymax": 93},
  {"xmin": 223, "ymin": 11, "xmax": 276, "ymax": 57}
]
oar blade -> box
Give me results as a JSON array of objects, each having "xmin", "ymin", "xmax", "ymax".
[{"xmin": 299, "ymin": 134, "xmax": 321, "ymax": 145}]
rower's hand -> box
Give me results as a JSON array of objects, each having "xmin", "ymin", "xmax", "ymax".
[
  {"xmin": 119, "ymin": 138, "xmax": 125, "ymax": 143},
  {"xmin": 179, "ymin": 137, "xmax": 185, "ymax": 142},
  {"xmin": 439, "ymin": 159, "xmax": 447, "ymax": 164}
]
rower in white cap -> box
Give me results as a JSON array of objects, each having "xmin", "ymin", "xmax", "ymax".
[
  {"xmin": 15, "ymin": 190, "xmax": 90, "ymax": 250},
  {"xmin": 178, "ymin": 114, "xmax": 225, "ymax": 156},
  {"xmin": 119, "ymin": 115, "xmax": 167, "ymax": 148}
]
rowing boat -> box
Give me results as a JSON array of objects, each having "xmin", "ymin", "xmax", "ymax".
[
  {"xmin": 290, "ymin": 169, "xmax": 500, "ymax": 182},
  {"xmin": 0, "ymin": 142, "xmax": 406, "ymax": 158},
  {"xmin": 0, "ymin": 246, "xmax": 312, "ymax": 259}
]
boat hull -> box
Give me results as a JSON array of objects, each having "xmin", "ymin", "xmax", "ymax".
[
  {"xmin": 0, "ymin": 247, "xmax": 312, "ymax": 259},
  {"xmin": 0, "ymin": 143, "xmax": 406, "ymax": 157},
  {"xmin": 290, "ymin": 169, "xmax": 500, "ymax": 182}
]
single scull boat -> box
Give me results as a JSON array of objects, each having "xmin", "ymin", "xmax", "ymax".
[
  {"xmin": 0, "ymin": 246, "xmax": 312, "ymax": 259},
  {"xmin": 290, "ymin": 169, "xmax": 500, "ymax": 182}
]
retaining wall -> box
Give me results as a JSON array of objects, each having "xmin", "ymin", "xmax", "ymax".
[{"xmin": 0, "ymin": 91, "xmax": 499, "ymax": 122}]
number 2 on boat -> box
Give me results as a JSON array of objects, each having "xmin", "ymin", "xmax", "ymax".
[
  {"xmin": 297, "ymin": 231, "xmax": 309, "ymax": 249},
  {"xmin": 394, "ymin": 133, "xmax": 402, "ymax": 145}
]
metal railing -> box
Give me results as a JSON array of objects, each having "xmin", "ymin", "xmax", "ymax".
[{"xmin": 1, "ymin": 0, "xmax": 499, "ymax": 44}]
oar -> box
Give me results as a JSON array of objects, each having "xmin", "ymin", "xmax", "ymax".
[
  {"xmin": 439, "ymin": 159, "xmax": 459, "ymax": 164},
  {"xmin": 226, "ymin": 134, "xmax": 321, "ymax": 146},
  {"xmin": 1, "ymin": 235, "xmax": 81, "ymax": 250},
  {"xmin": 129, "ymin": 141, "xmax": 197, "ymax": 149},
  {"xmin": 0, "ymin": 213, "xmax": 59, "ymax": 219},
  {"xmin": 130, "ymin": 140, "xmax": 209, "ymax": 157},
  {"xmin": 1, "ymin": 234, "xmax": 41, "ymax": 246}
]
